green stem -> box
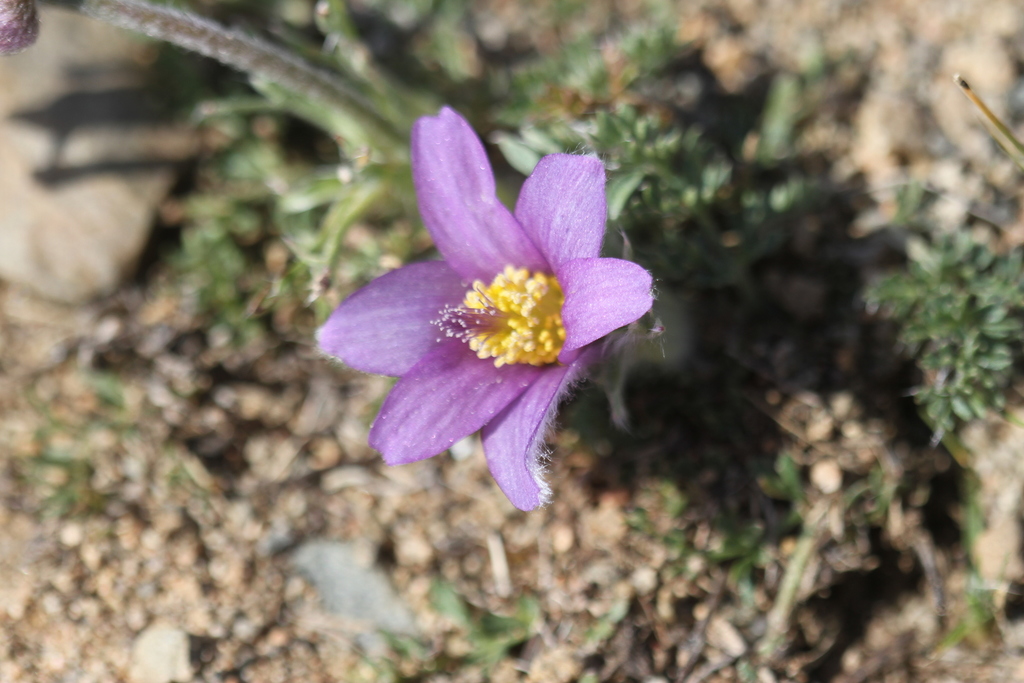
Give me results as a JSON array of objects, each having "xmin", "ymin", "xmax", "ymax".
[
  {"xmin": 43, "ymin": 0, "xmax": 403, "ymax": 147},
  {"xmin": 757, "ymin": 502, "xmax": 825, "ymax": 659}
]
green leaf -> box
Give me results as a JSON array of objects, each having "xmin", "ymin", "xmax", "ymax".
[
  {"xmin": 86, "ymin": 372, "xmax": 125, "ymax": 409},
  {"xmin": 519, "ymin": 127, "xmax": 565, "ymax": 155},
  {"xmin": 607, "ymin": 171, "xmax": 645, "ymax": 220},
  {"xmin": 977, "ymin": 346, "xmax": 1012, "ymax": 371},
  {"xmin": 950, "ymin": 395, "xmax": 974, "ymax": 422},
  {"xmin": 493, "ymin": 132, "xmax": 541, "ymax": 176},
  {"xmin": 584, "ymin": 598, "xmax": 630, "ymax": 645},
  {"xmin": 980, "ymin": 318, "xmax": 1022, "ymax": 338},
  {"xmin": 967, "ymin": 393, "xmax": 990, "ymax": 420},
  {"xmin": 757, "ymin": 73, "xmax": 801, "ymax": 161},
  {"xmin": 429, "ymin": 580, "xmax": 471, "ymax": 629},
  {"xmin": 279, "ymin": 173, "xmax": 345, "ymax": 213}
]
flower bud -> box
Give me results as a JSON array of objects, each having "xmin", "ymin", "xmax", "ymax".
[{"xmin": 0, "ymin": 0, "xmax": 39, "ymax": 55}]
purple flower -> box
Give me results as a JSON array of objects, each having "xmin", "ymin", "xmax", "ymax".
[
  {"xmin": 317, "ymin": 107, "xmax": 653, "ymax": 510},
  {"xmin": 0, "ymin": 0, "xmax": 38, "ymax": 55}
]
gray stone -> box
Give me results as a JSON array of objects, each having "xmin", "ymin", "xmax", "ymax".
[
  {"xmin": 0, "ymin": 7, "xmax": 194, "ymax": 302},
  {"xmin": 291, "ymin": 540, "xmax": 417, "ymax": 635},
  {"xmin": 129, "ymin": 625, "xmax": 192, "ymax": 683}
]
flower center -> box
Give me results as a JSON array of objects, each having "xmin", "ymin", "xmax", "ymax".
[{"xmin": 439, "ymin": 266, "xmax": 566, "ymax": 367}]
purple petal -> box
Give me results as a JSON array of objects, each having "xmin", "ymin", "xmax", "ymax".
[
  {"xmin": 557, "ymin": 257, "xmax": 653, "ymax": 360},
  {"xmin": 369, "ymin": 341, "xmax": 545, "ymax": 465},
  {"xmin": 412, "ymin": 107, "xmax": 547, "ymax": 281},
  {"xmin": 482, "ymin": 354, "xmax": 593, "ymax": 511},
  {"xmin": 317, "ymin": 261, "xmax": 466, "ymax": 377},
  {"xmin": 514, "ymin": 154, "xmax": 606, "ymax": 269}
]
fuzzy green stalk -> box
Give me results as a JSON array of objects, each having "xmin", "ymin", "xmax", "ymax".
[
  {"xmin": 43, "ymin": 0, "xmax": 404, "ymax": 149},
  {"xmin": 757, "ymin": 502, "xmax": 826, "ymax": 659}
]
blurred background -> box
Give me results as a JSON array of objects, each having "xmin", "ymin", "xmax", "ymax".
[{"xmin": 4, "ymin": 0, "xmax": 1024, "ymax": 681}]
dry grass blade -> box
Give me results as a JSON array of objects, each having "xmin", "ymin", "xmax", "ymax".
[
  {"xmin": 675, "ymin": 571, "xmax": 729, "ymax": 682},
  {"xmin": 954, "ymin": 74, "xmax": 1024, "ymax": 171}
]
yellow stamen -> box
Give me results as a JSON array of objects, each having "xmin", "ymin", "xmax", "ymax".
[{"xmin": 462, "ymin": 266, "xmax": 565, "ymax": 367}]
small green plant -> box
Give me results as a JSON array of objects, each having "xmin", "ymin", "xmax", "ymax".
[
  {"xmin": 429, "ymin": 580, "xmax": 541, "ymax": 668},
  {"xmin": 21, "ymin": 373, "xmax": 129, "ymax": 517},
  {"xmin": 868, "ymin": 232, "xmax": 1024, "ymax": 439},
  {"xmin": 498, "ymin": 22, "xmax": 680, "ymax": 125},
  {"xmin": 497, "ymin": 91, "xmax": 815, "ymax": 292},
  {"xmin": 29, "ymin": 447, "xmax": 107, "ymax": 517}
]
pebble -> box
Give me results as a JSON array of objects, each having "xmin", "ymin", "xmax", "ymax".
[
  {"xmin": 394, "ymin": 530, "xmax": 434, "ymax": 567},
  {"xmin": 129, "ymin": 625, "xmax": 192, "ymax": 683},
  {"xmin": 579, "ymin": 500, "xmax": 627, "ymax": 551},
  {"xmin": 631, "ymin": 566, "xmax": 659, "ymax": 596},
  {"xmin": 550, "ymin": 523, "xmax": 575, "ymax": 554},
  {"xmin": 448, "ymin": 434, "xmax": 477, "ymax": 461},
  {"xmin": 706, "ymin": 616, "xmax": 747, "ymax": 658},
  {"xmin": 805, "ymin": 411, "xmax": 835, "ymax": 443},
  {"xmin": 810, "ymin": 460, "xmax": 843, "ymax": 495},
  {"xmin": 0, "ymin": 9, "xmax": 193, "ymax": 302},
  {"xmin": 829, "ymin": 392, "xmax": 855, "ymax": 421},
  {"xmin": 526, "ymin": 646, "xmax": 581, "ymax": 683},
  {"xmin": 59, "ymin": 522, "xmax": 83, "ymax": 547},
  {"xmin": 308, "ymin": 437, "xmax": 342, "ymax": 470},
  {"xmin": 291, "ymin": 540, "xmax": 417, "ymax": 635}
]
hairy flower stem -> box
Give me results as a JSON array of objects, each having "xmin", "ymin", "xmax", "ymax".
[
  {"xmin": 757, "ymin": 501, "xmax": 826, "ymax": 659},
  {"xmin": 0, "ymin": 0, "xmax": 40, "ymax": 54},
  {"xmin": 44, "ymin": 0, "xmax": 403, "ymax": 148}
]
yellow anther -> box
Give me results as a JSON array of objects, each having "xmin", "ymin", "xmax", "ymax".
[{"xmin": 463, "ymin": 266, "xmax": 565, "ymax": 367}]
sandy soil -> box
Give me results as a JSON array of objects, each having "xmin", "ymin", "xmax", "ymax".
[{"xmin": 4, "ymin": 0, "xmax": 1024, "ymax": 681}]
